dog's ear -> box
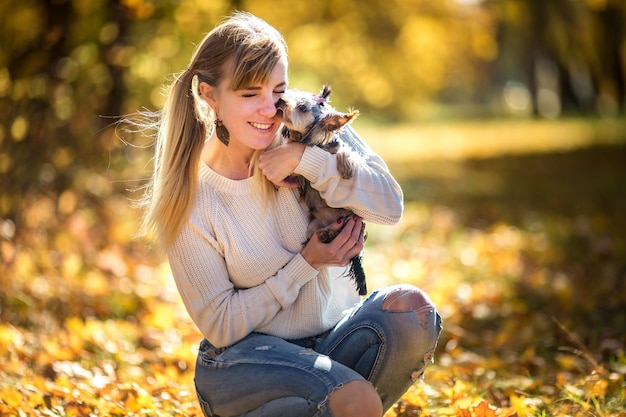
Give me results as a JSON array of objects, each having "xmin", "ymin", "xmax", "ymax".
[
  {"xmin": 320, "ymin": 110, "xmax": 359, "ymax": 131},
  {"xmin": 320, "ymin": 85, "xmax": 332, "ymax": 101}
]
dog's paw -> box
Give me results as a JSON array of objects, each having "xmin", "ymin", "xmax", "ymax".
[
  {"xmin": 318, "ymin": 229, "xmax": 338, "ymax": 243},
  {"xmin": 336, "ymin": 151, "xmax": 355, "ymax": 179}
]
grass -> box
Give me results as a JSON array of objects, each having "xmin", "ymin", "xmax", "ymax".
[{"xmin": 1, "ymin": 117, "xmax": 625, "ymax": 416}]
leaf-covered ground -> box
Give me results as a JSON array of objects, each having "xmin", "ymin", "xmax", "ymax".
[{"xmin": 1, "ymin": 121, "xmax": 625, "ymax": 416}]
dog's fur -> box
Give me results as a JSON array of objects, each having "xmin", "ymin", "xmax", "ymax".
[{"xmin": 275, "ymin": 85, "xmax": 367, "ymax": 295}]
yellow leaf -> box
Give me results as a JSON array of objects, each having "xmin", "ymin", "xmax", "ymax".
[
  {"xmin": 65, "ymin": 400, "xmax": 91, "ymax": 417},
  {"xmin": 454, "ymin": 396, "xmax": 475, "ymax": 410},
  {"xmin": 443, "ymin": 379, "xmax": 472, "ymax": 401},
  {"xmin": 118, "ymin": 383, "xmax": 155, "ymax": 412},
  {"xmin": 31, "ymin": 374, "xmax": 49, "ymax": 392},
  {"xmin": 0, "ymin": 325, "xmax": 21, "ymax": 352},
  {"xmin": 0, "ymin": 387, "xmax": 23, "ymax": 408},
  {"xmin": 401, "ymin": 386, "xmax": 429, "ymax": 409},
  {"xmin": 509, "ymin": 394, "xmax": 536, "ymax": 416},
  {"xmin": 588, "ymin": 378, "xmax": 608, "ymax": 399},
  {"xmin": 121, "ymin": 387, "xmax": 139, "ymax": 411},
  {"xmin": 474, "ymin": 400, "xmax": 497, "ymax": 417},
  {"xmin": 498, "ymin": 407, "xmax": 519, "ymax": 417}
]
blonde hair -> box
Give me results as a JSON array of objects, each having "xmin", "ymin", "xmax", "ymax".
[{"xmin": 140, "ymin": 12, "xmax": 287, "ymax": 247}]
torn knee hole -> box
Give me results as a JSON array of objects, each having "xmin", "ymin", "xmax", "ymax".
[
  {"xmin": 411, "ymin": 368, "xmax": 425, "ymax": 382},
  {"xmin": 382, "ymin": 288, "xmax": 434, "ymax": 321},
  {"xmin": 382, "ymin": 288, "xmax": 432, "ymax": 311}
]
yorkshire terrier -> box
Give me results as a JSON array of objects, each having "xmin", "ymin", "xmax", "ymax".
[{"xmin": 275, "ymin": 85, "xmax": 367, "ymax": 295}]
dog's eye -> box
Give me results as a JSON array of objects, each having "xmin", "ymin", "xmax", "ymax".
[{"xmin": 297, "ymin": 104, "xmax": 308, "ymax": 113}]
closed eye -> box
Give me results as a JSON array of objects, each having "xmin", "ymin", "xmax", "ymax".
[
  {"xmin": 297, "ymin": 104, "xmax": 308, "ymax": 113},
  {"xmin": 242, "ymin": 90, "xmax": 286, "ymax": 98}
]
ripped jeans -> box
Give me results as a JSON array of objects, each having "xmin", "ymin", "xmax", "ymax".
[{"xmin": 194, "ymin": 284, "xmax": 442, "ymax": 417}]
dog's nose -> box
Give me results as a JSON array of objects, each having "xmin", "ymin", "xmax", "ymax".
[{"xmin": 275, "ymin": 98, "xmax": 285, "ymax": 109}]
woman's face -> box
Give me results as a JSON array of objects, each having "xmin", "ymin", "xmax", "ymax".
[{"xmin": 202, "ymin": 58, "xmax": 288, "ymax": 151}]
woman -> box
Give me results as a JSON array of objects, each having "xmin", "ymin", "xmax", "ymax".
[{"xmin": 140, "ymin": 11, "xmax": 442, "ymax": 417}]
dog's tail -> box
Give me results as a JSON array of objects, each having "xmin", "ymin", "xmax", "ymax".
[{"xmin": 349, "ymin": 254, "xmax": 367, "ymax": 296}]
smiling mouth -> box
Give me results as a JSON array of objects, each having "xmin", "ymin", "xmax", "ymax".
[{"xmin": 250, "ymin": 122, "xmax": 273, "ymax": 130}]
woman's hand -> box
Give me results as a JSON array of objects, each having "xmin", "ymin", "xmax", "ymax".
[
  {"xmin": 301, "ymin": 216, "xmax": 366, "ymax": 270},
  {"xmin": 258, "ymin": 142, "xmax": 306, "ymax": 188}
]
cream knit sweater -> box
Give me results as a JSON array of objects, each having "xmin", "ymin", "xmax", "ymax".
[{"xmin": 168, "ymin": 127, "xmax": 403, "ymax": 348}]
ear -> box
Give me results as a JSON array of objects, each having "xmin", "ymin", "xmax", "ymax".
[
  {"xmin": 199, "ymin": 81, "xmax": 217, "ymax": 107},
  {"xmin": 320, "ymin": 110, "xmax": 359, "ymax": 131},
  {"xmin": 320, "ymin": 85, "xmax": 332, "ymax": 100}
]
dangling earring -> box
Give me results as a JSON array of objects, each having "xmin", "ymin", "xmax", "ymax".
[{"xmin": 214, "ymin": 119, "xmax": 230, "ymax": 146}]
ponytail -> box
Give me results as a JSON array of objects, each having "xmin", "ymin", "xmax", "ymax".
[{"xmin": 140, "ymin": 69, "xmax": 205, "ymax": 247}]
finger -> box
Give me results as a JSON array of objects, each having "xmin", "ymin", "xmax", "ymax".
[
  {"xmin": 349, "ymin": 217, "xmax": 364, "ymax": 247},
  {"xmin": 333, "ymin": 216, "xmax": 361, "ymax": 253},
  {"xmin": 344, "ymin": 220, "xmax": 365, "ymax": 260},
  {"xmin": 324, "ymin": 216, "xmax": 349, "ymax": 233},
  {"xmin": 258, "ymin": 153, "xmax": 270, "ymax": 170},
  {"xmin": 360, "ymin": 221, "xmax": 366, "ymax": 242},
  {"xmin": 331, "ymin": 216, "xmax": 356, "ymax": 245}
]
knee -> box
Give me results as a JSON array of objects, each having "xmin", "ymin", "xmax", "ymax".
[
  {"xmin": 381, "ymin": 285, "xmax": 442, "ymax": 380},
  {"xmin": 381, "ymin": 285, "xmax": 442, "ymax": 344},
  {"xmin": 328, "ymin": 380, "xmax": 382, "ymax": 417},
  {"xmin": 382, "ymin": 285, "xmax": 435, "ymax": 323}
]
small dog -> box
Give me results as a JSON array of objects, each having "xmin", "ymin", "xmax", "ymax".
[{"xmin": 275, "ymin": 85, "xmax": 368, "ymax": 295}]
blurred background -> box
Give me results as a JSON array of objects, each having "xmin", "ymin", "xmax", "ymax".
[
  {"xmin": 1, "ymin": 0, "xmax": 624, "ymax": 207},
  {"xmin": 0, "ymin": 0, "xmax": 625, "ymax": 415}
]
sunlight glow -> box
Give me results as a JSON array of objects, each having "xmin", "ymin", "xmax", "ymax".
[
  {"xmin": 503, "ymin": 81, "xmax": 532, "ymax": 116},
  {"xmin": 460, "ymin": 248, "xmax": 478, "ymax": 266}
]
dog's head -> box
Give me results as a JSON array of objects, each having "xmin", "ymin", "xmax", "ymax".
[{"xmin": 275, "ymin": 85, "xmax": 359, "ymax": 146}]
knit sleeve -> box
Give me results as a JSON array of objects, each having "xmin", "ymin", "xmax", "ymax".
[
  {"xmin": 167, "ymin": 214, "xmax": 319, "ymax": 348},
  {"xmin": 293, "ymin": 125, "xmax": 403, "ymax": 225}
]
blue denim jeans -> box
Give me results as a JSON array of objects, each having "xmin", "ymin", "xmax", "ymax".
[{"xmin": 194, "ymin": 284, "xmax": 442, "ymax": 417}]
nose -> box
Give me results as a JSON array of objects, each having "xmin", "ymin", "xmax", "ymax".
[
  {"xmin": 275, "ymin": 98, "xmax": 285, "ymax": 109},
  {"xmin": 259, "ymin": 92, "xmax": 278, "ymax": 118}
]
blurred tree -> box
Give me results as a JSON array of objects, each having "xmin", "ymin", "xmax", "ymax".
[
  {"xmin": 488, "ymin": 0, "xmax": 625, "ymax": 118},
  {"xmin": 248, "ymin": 0, "xmax": 499, "ymax": 121},
  {"xmin": 0, "ymin": 0, "xmax": 241, "ymax": 236},
  {"xmin": 0, "ymin": 0, "xmax": 136, "ymax": 224},
  {"xmin": 1, "ymin": 0, "xmax": 624, "ymax": 232},
  {"xmin": 590, "ymin": 0, "xmax": 625, "ymax": 115}
]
